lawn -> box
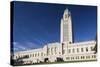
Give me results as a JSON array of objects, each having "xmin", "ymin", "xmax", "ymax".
[{"xmin": 14, "ymin": 59, "xmax": 97, "ymax": 66}]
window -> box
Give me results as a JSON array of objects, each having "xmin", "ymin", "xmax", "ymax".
[
  {"xmin": 81, "ymin": 48, "xmax": 83, "ymax": 52},
  {"xmin": 86, "ymin": 47, "xmax": 88, "ymax": 52},
  {"xmin": 66, "ymin": 57, "xmax": 70, "ymax": 60},
  {"xmin": 77, "ymin": 48, "xmax": 79, "ymax": 52},
  {"xmin": 55, "ymin": 47, "xmax": 57, "ymax": 54},
  {"xmin": 75, "ymin": 57, "xmax": 77, "ymax": 59},
  {"xmin": 81, "ymin": 56, "xmax": 85, "ymax": 59},
  {"xmin": 72, "ymin": 57, "xmax": 74, "ymax": 59},
  {"xmin": 86, "ymin": 56, "xmax": 90, "ymax": 59},
  {"xmin": 35, "ymin": 53, "xmax": 37, "ymax": 57},
  {"xmin": 92, "ymin": 55, "xmax": 96, "ymax": 58},
  {"xmin": 47, "ymin": 48, "xmax": 50, "ymax": 55},
  {"xmin": 44, "ymin": 54, "xmax": 45, "ymax": 56},
  {"xmin": 92, "ymin": 55, "xmax": 94, "ymax": 58},
  {"xmin": 94, "ymin": 55, "xmax": 96, "ymax": 58},
  {"xmin": 91, "ymin": 47, "xmax": 94, "ymax": 51},
  {"xmin": 69, "ymin": 42, "xmax": 72, "ymax": 44},
  {"xmin": 71, "ymin": 57, "xmax": 74, "ymax": 60},
  {"xmin": 81, "ymin": 56, "xmax": 84, "ymax": 59},
  {"xmin": 59, "ymin": 52, "xmax": 61, "ymax": 54},
  {"xmin": 76, "ymin": 56, "xmax": 79, "ymax": 59},
  {"xmin": 41, "ymin": 52, "xmax": 43, "ymax": 56},
  {"xmin": 23, "ymin": 55, "xmax": 29, "ymax": 58},
  {"xmin": 73, "ymin": 48, "xmax": 75, "ymax": 53},
  {"xmin": 33, "ymin": 54, "xmax": 34, "ymax": 57},
  {"xmin": 68, "ymin": 49, "xmax": 71, "ymax": 53},
  {"xmin": 51, "ymin": 48, "xmax": 53, "ymax": 55},
  {"xmin": 62, "ymin": 49, "xmax": 65, "ymax": 54},
  {"xmin": 81, "ymin": 56, "xmax": 82, "ymax": 59},
  {"xmin": 30, "ymin": 54, "xmax": 32, "ymax": 57},
  {"xmin": 83, "ymin": 56, "xmax": 85, "ymax": 59},
  {"xmin": 16, "ymin": 56, "xmax": 17, "ymax": 59}
]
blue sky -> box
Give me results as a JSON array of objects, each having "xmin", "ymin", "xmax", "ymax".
[{"xmin": 12, "ymin": 1, "xmax": 97, "ymax": 52}]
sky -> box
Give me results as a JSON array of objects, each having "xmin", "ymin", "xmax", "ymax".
[{"xmin": 11, "ymin": 1, "xmax": 97, "ymax": 52}]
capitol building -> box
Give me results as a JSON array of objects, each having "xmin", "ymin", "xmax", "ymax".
[{"xmin": 11, "ymin": 8, "xmax": 97, "ymax": 65}]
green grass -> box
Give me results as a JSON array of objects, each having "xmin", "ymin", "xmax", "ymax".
[
  {"xmin": 14, "ymin": 59, "xmax": 97, "ymax": 66},
  {"xmin": 33, "ymin": 60, "xmax": 97, "ymax": 65}
]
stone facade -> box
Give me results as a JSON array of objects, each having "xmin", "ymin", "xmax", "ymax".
[{"xmin": 12, "ymin": 8, "xmax": 97, "ymax": 65}]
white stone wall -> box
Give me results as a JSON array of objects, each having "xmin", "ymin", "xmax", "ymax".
[
  {"xmin": 67, "ymin": 41, "xmax": 96, "ymax": 54},
  {"xmin": 62, "ymin": 40, "xmax": 97, "ymax": 61},
  {"xmin": 13, "ymin": 40, "xmax": 97, "ymax": 64}
]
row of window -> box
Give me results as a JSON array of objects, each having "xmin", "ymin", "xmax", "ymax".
[
  {"xmin": 16, "ymin": 46, "xmax": 94, "ymax": 59},
  {"xmin": 68, "ymin": 46, "xmax": 94, "ymax": 53},
  {"xmin": 66, "ymin": 55, "xmax": 96, "ymax": 60},
  {"xmin": 47, "ymin": 47, "xmax": 57, "ymax": 55},
  {"xmin": 16, "ymin": 47, "xmax": 58, "ymax": 59},
  {"xmin": 31, "ymin": 52, "xmax": 46, "ymax": 57},
  {"xmin": 16, "ymin": 52, "xmax": 45, "ymax": 59}
]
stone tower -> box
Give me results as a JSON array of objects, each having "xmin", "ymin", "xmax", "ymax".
[{"xmin": 60, "ymin": 8, "xmax": 73, "ymax": 44}]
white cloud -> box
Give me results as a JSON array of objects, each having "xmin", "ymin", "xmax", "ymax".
[
  {"xmin": 12, "ymin": 41, "xmax": 42, "ymax": 52},
  {"xmin": 13, "ymin": 42, "xmax": 27, "ymax": 52},
  {"xmin": 26, "ymin": 42, "xmax": 41, "ymax": 49}
]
